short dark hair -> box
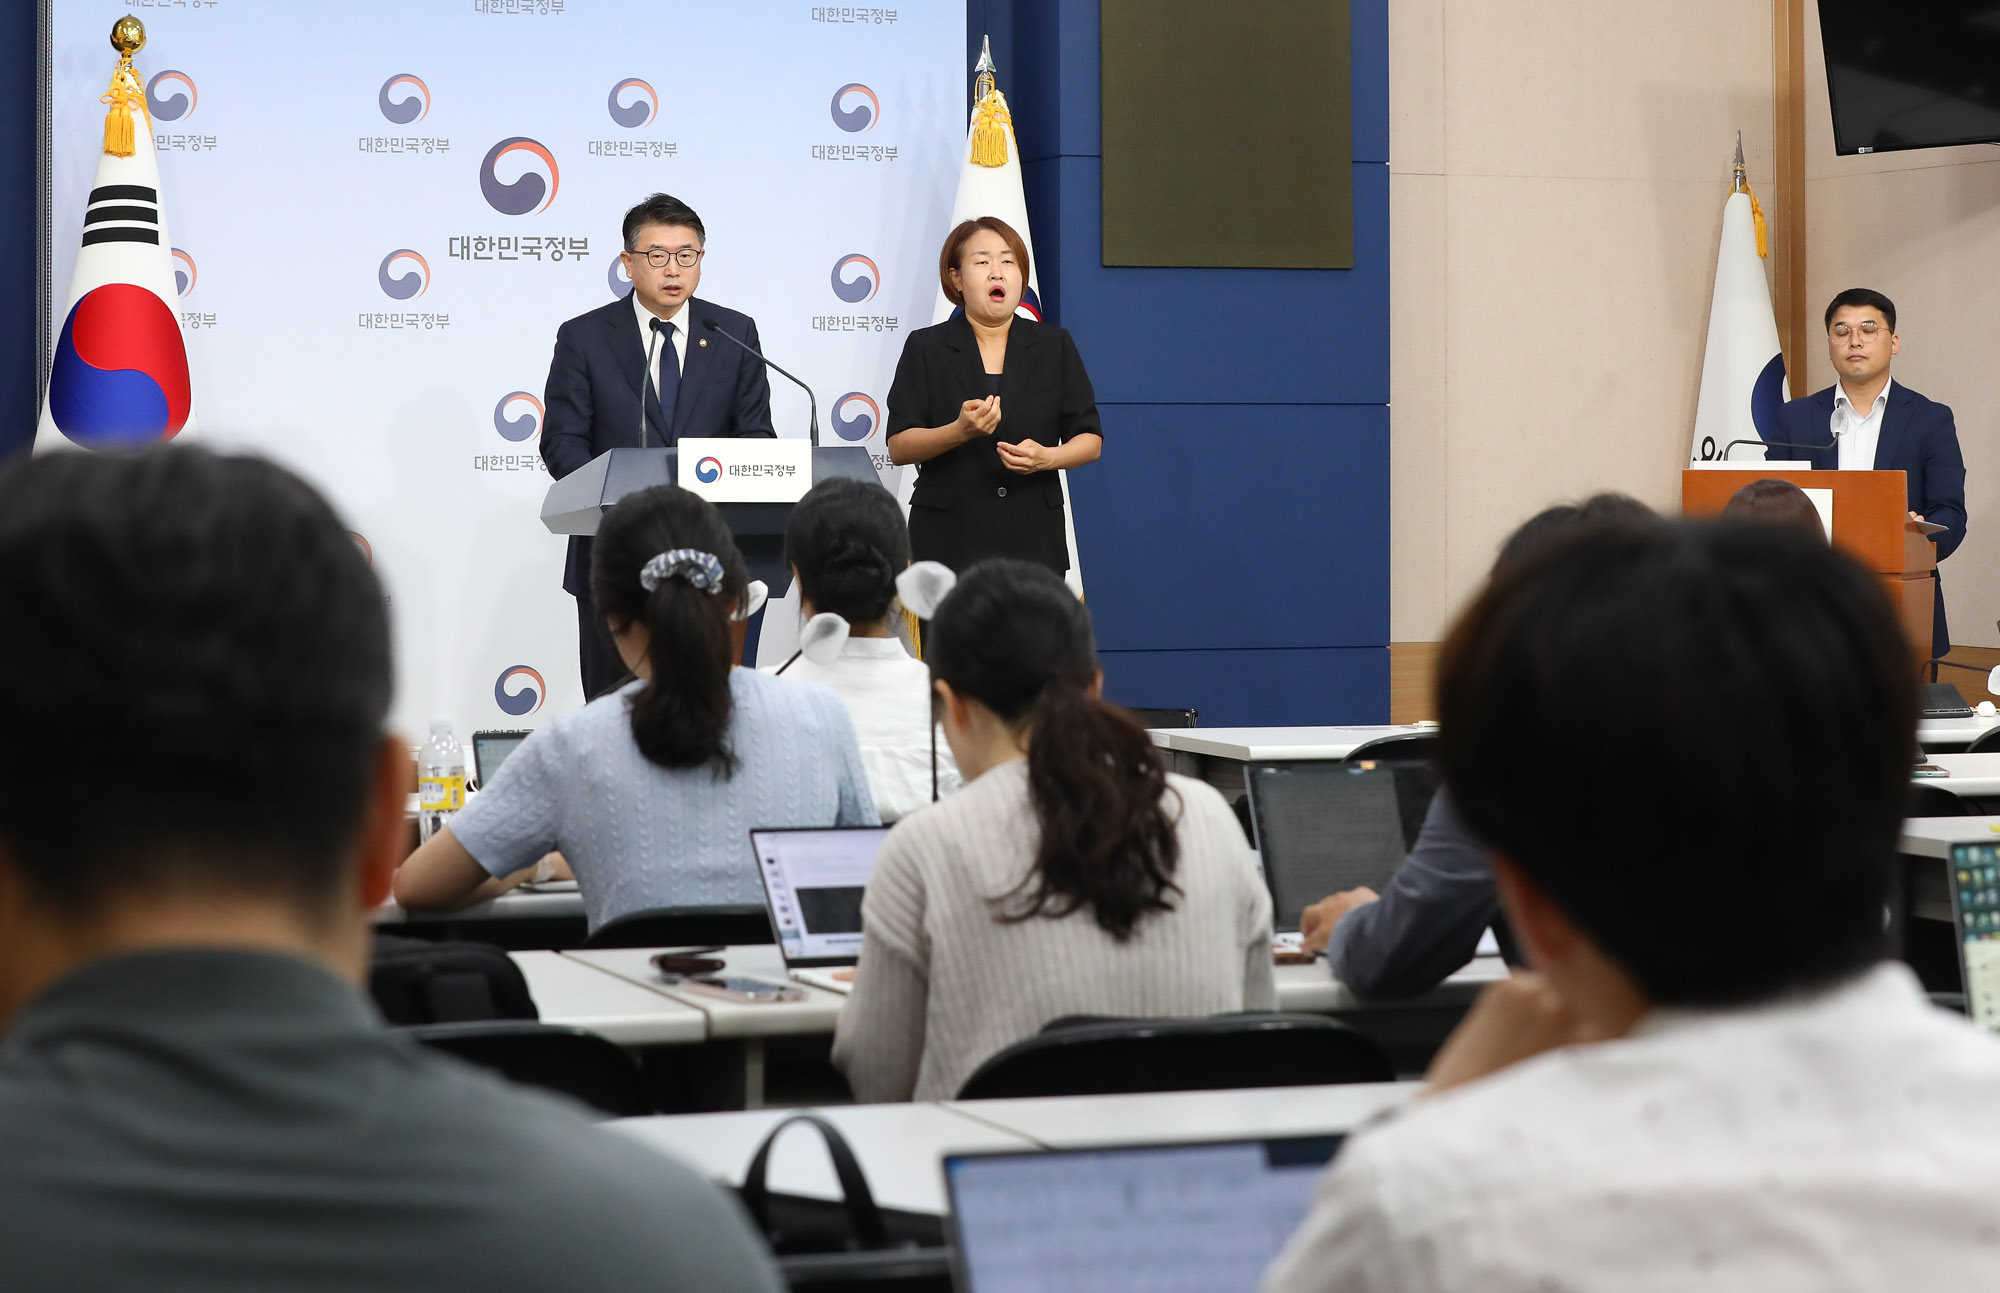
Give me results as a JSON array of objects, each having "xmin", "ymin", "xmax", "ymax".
[
  {"xmin": 784, "ymin": 477, "xmax": 910, "ymax": 625},
  {"xmin": 927, "ymin": 561, "xmax": 1179, "ymax": 941},
  {"xmin": 623, "ymin": 193, "xmax": 705, "ymax": 252},
  {"xmin": 1723, "ymin": 478, "xmax": 1827, "ymax": 541},
  {"xmin": 1492, "ymin": 493, "xmax": 1655, "ymax": 582},
  {"xmin": 590, "ymin": 483, "xmax": 747, "ymax": 773},
  {"xmin": 1824, "ymin": 287, "xmax": 1896, "ymax": 334},
  {"xmin": 938, "ymin": 217, "xmax": 1030, "ymax": 308},
  {"xmin": 0, "ymin": 448, "xmax": 391, "ymax": 916},
  {"xmin": 1438, "ymin": 518, "xmax": 1915, "ymax": 1007}
]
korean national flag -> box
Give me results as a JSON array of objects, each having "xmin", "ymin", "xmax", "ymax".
[{"xmin": 1690, "ymin": 189, "xmax": 1785, "ymax": 463}]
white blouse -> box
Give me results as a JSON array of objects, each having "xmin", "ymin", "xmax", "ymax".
[{"xmin": 767, "ymin": 636, "xmax": 959, "ymax": 822}]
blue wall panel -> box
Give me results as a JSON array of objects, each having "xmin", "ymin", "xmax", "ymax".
[
  {"xmin": 0, "ymin": 4, "xmax": 37, "ymax": 462},
  {"xmin": 1099, "ymin": 647, "xmax": 1390, "ymax": 727}
]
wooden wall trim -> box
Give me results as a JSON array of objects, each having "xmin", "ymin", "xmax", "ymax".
[
  {"xmin": 1389, "ymin": 641, "xmax": 1440, "ymax": 725},
  {"xmin": 1773, "ymin": 0, "xmax": 1808, "ymax": 383}
]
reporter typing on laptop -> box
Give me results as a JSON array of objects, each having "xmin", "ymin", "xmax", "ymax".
[{"xmin": 831, "ymin": 560, "xmax": 1274, "ymax": 1102}]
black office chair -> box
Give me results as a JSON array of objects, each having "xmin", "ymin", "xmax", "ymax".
[
  {"xmin": 402, "ymin": 1020, "xmax": 654, "ymax": 1117},
  {"xmin": 583, "ymin": 904, "xmax": 775, "ymax": 949},
  {"xmin": 1965, "ymin": 727, "xmax": 2000, "ymax": 755},
  {"xmin": 1343, "ymin": 732, "xmax": 1440, "ymax": 764},
  {"xmin": 1125, "ymin": 706, "xmax": 1199, "ymax": 729},
  {"xmin": 954, "ymin": 1012, "xmax": 1395, "ymax": 1100},
  {"xmin": 1908, "ymin": 783, "xmax": 1973, "ymax": 818}
]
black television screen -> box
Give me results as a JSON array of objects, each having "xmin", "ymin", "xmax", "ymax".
[{"xmin": 1820, "ymin": 2, "xmax": 2000, "ymax": 154}]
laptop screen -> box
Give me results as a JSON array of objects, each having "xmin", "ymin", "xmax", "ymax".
[
  {"xmin": 751, "ymin": 826, "xmax": 891, "ymax": 966},
  {"xmin": 472, "ymin": 730, "xmax": 529, "ymax": 788},
  {"xmin": 945, "ymin": 1135, "xmax": 1342, "ymax": 1293},
  {"xmin": 1248, "ymin": 763, "xmax": 1410, "ymax": 932},
  {"xmin": 1951, "ymin": 842, "xmax": 2000, "ymax": 1030}
]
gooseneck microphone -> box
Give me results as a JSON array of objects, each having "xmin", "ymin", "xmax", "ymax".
[
  {"xmin": 1715, "ymin": 438, "xmax": 1834, "ymax": 461},
  {"xmin": 701, "ymin": 316, "xmax": 821, "ymax": 448},
  {"xmin": 640, "ymin": 318, "xmax": 666, "ymax": 451}
]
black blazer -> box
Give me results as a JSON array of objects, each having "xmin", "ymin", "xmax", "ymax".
[
  {"xmin": 540, "ymin": 295, "xmax": 775, "ymax": 596},
  {"xmin": 1776, "ymin": 381, "xmax": 1967, "ymax": 656},
  {"xmin": 885, "ymin": 316, "xmax": 1101, "ymax": 573}
]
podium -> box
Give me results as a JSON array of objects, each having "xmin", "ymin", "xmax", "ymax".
[
  {"xmin": 1683, "ymin": 468, "xmax": 1935, "ymax": 661},
  {"xmin": 541, "ymin": 446, "xmax": 879, "ymax": 588}
]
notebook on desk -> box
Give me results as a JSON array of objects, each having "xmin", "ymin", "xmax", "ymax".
[
  {"xmin": 750, "ymin": 825, "xmax": 892, "ymax": 994},
  {"xmin": 944, "ymin": 1134, "xmax": 1345, "ymax": 1293},
  {"xmin": 1950, "ymin": 842, "xmax": 2000, "ymax": 1030}
]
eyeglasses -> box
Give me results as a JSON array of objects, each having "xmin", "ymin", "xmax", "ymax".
[
  {"xmin": 1830, "ymin": 321, "xmax": 1885, "ymax": 339},
  {"xmin": 630, "ymin": 246, "xmax": 703, "ymax": 268}
]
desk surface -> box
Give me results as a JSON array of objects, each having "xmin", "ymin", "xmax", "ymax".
[
  {"xmin": 1899, "ymin": 816, "xmax": 2000, "ymax": 859},
  {"xmin": 944, "ymin": 1080, "xmax": 1421, "ymax": 1150},
  {"xmin": 1914, "ymin": 753, "xmax": 2000, "ymax": 796},
  {"xmin": 567, "ymin": 945, "xmax": 849, "ymax": 1038},
  {"xmin": 1149, "ymin": 725, "xmax": 1435, "ymax": 762},
  {"xmin": 513, "ymin": 951, "xmax": 707, "ymax": 1045},
  {"xmin": 613, "ymin": 1102, "xmax": 1034, "ymax": 1216},
  {"xmin": 375, "ymin": 888, "xmax": 586, "ymax": 925},
  {"xmin": 1920, "ymin": 715, "xmax": 2000, "ymax": 750}
]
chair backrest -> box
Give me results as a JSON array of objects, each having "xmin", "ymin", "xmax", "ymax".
[
  {"xmin": 954, "ymin": 1012, "xmax": 1395, "ymax": 1100},
  {"xmin": 1908, "ymin": 782, "xmax": 1973, "ymax": 818},
  {"xmin": 368, "ymin": 933, "xmax": 538, "ymax": 1025},
  {"xmin": 1966, "ymin": 727, "xmax": 2000, "ymax": 755},
  {"xmin": 402, "ymin": 1020, "xmax": 653, "ymax": 1117},
  {"xmin": 583, "ymin": 904, "xmax": 775, "ymax": 949},
  {"xmin": 1126, "ymin": 706, "xmax": 1199, "ymax": 729},
  {"xmin": 1245, "ymin": 762, "xmax": 1413, "ymax": 928}
]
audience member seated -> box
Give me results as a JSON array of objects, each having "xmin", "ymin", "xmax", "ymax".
[
  {"xmin": 1298, "ymin": 493, "xmax": 1654, "ymax": 996},
  {"xmin": 1265, "ymin": 516, "xmax": 2000, "ymax": 1291},
  {"xmin": 396, "ymin": 483, "xmax": 875, "ymax": 932},
  {"xmin": 0, "ymin": 448, "xmax": 780, "ymax": 1292},
  {"xmin": 1723, "ymin": 476, "xmax": 1828, "ymax": 539},
  {"xmin": 770, "ymin": 476, "xmax": 961, "ymax": 820},
  {"xmin": 832, "ymin": 560, "xmax": 1274, "ymax": 1101}
]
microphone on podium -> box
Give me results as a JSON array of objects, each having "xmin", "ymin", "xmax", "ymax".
[
  {"xmin": 701, "ymin": 317, "xmax": 822, "ymax": 448},
  {"xmin": 1714, "ymin": 438, "xmax": 1835, "ymax": 461}
]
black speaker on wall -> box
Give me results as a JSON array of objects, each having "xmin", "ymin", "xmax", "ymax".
[{"xmin": 1100, "ymin": 0, "xmax": 1353, "ymax": 269}]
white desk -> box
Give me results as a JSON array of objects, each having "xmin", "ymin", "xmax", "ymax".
[
  {"xmin": 1274, "ymin": 955, "xmax": 1507, "ymax": 1012},
  {"xmin": 1150, "ymin": 725, "xmax": 1431, "ymax": 763},
  {"xmin": 945, "ymin": 1080, "xmax": 1420, "ymax": 1151},
  {"xmin": 568, "ymin": 945, "xmax": 848, "ymax": 1038},
  {"xmin": 512, "ymin": 951, "xmax": 707, "ymax": 1045},
  {"xmin": 1920, "ymin": 715, "xmax": 2000, "ymax": 751},
  {"xmin": 374, "ymin": 887, "xmax": 587, "ymax": 926},
  {"xmin": 1898, "ymin": 816, "xmax": 2000, "ymax": 859},
  {"xmin": 1912, "ymin": 754, "xmax": 2000, "ymax": 797},
  {"xmin": 614, "ymin": 1102, "xmax": 1034, "ymax": 1216}
]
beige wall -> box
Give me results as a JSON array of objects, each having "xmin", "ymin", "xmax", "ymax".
[
  {"xmin": 1389, "ymin": 2, "xmax": 1777, "ymax": 641},
  {"xmin": 1802, "ymin": 4, "xmax": 2000, "ymax": 648}
]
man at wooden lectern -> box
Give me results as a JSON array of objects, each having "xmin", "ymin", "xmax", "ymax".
[{"xmin": 1776, "ymin": 288, "xmax": 1966, "ymax": 660}]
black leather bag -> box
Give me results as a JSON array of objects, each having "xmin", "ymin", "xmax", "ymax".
[{"xmin": 367, "ymin": 933, "xmax": 538, "ymax": 1025}]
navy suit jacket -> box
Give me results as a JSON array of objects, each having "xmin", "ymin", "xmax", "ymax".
[
  {"xmin": 540, "ymin": 295, "xmax": 776, "ymax": 596},
  {"xmin": 1776, "ymin": 381, "xmax": 1968, "ymax": 656}
]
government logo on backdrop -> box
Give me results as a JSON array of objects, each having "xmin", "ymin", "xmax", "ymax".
[
  {"xmin": 493, "ymin": 391, "xmax": 543, "ymax": 442},
  {"xmin": 349, "ymin": 532, "xmax": 373, "ymax": 565},
  {"xmin": 494, "ymin": 665, "xmax": 546, "ymax": 717},
  {"xmin": 831, "ymin": 253, "xmax": 879, "ymax": 303},
  {"xmin": 378, "ymin": 74, "xmax": 431, "ymax": 124},
  {"xmin": 833, "ymin": 392, "xmax": 879, "ymax": 442},
  {"xmin": 377, "ymin": 249, "xmax": 430, "ymax": 300},
  {"xmin": 145, "ymin": 69, "xmax": 196, "ymax": 121},
  {"xmin": 830, "ymin": 83, "xmax": 879, "ymax": 132},
  {"xmin": 479, "ymin": 137, "xmax": 560, "ymax": 215},
  {"xmin": 695, "ymin": 456, "xmax": 722, "ymax": 482},
  {"xmin": 172, "ymin": 248, "xmax": 196, "ymax": 297},
  {"xmin": 607, "ymin": 78, "xmax": 657, "ymax": 128},
  {"xmin": 607, "ymin": 257, "xmax": 632, "ymax": 298}
]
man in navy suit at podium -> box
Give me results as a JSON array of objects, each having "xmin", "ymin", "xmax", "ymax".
[
  {"xmin": 1776, "ymin": 288, "xmax": 1966, "ymax": 661},
  {"xmin": 541, "ymin": 193, "xmax": 775, "ymax": 699}
]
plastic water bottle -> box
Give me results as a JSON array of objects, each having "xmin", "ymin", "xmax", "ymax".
[{"xmin": 417, "ymin": 718, "xmax": 466, "ymax": 842}]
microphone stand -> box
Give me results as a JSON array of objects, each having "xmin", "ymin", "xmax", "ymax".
[
  {"xmin": 640, "ymin": 321, "xmax": 661, "ymax": 451},
  {"xmin": 701, "ymin": 317, "xmax": 821, "ymax": 447}
]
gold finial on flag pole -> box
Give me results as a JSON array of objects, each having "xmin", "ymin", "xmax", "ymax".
[
  {"xmin": 970, "ymin": 35, "xmax": 1012, "ymax": 169},
  {"xmin": 1733, "ymin": 130, "xmax": 1770, "ymax": 260},
  {"xmin": 102, "ymin": 18, "xmax": 149, "ymax": 158}
]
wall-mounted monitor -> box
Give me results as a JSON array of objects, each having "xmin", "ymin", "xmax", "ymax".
[{"xmin": 1820, "ymin": 1, "xmax": 2000, "ymax": 154}]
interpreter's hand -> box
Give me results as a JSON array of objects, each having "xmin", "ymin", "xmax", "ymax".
[
  {"xmin": 1423, "ymin": 972, "xmax": 1616, "ymax": 1095},
  {"xmin": 956, "ymin": 396, "xmax": 1002, "ymax": 440},
  {"xmin": 1299, "ymin": 887, "xmax": 1378, "ymax": 954},
  {"xmin": 1910, "ymin": 511, "xmax": 1926, "ymax": 523},
  {"xmin": 997, "ymin": 438, "xmax": 1057, "ymax": 474}
]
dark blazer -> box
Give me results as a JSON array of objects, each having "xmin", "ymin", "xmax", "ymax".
[
  {"xmin": 1776, "ymin": 381, "xmax": 1967, "ymax": 656},
  {"xmin": 886, "ymin": 315, "xmax": 1101, "ymax": 573},
  {"xmin": 541, "ymin": 295, "xmax": 775, "ymax": 595}
]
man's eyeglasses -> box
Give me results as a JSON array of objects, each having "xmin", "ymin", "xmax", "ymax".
[
  {"xmin": 630, "ymin": 247, "xmax": 703, "ymax": 268},
  {"xmin": 1830, "ymin": 321, "xmax": 1885, "ymax": 339}
]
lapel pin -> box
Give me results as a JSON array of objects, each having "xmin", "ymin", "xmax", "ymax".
[{"xmin": 698, "ymin": 338, "xmax": 708, "ymax": 347}]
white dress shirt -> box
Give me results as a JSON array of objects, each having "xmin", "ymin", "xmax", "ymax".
[
  {"xmin": 765, "ymin": 637, "xmax": 961, "ymax": 822},
  {"xmin": 1264, "ymin": 962, "xmax": 2000, "ymax": 1292},
  {"xmin": 1833, "ymin": 375, "xmax": 1891, "ymax": 471},
  {"xmin": 632, "ymin": 291, "xmax": 689, "ymax": 413}
]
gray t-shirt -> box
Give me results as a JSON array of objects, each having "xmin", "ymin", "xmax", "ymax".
[
  {"xmin": 454, "ymin": 669, "xmax": 878, "ymax": 929},
  {"xmin": 0, "ymin": 948, "xmax": 782, "ymax": 1292}
]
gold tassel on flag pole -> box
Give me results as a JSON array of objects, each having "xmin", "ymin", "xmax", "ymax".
[
  {"xmin": 1732, "ymin": 130, "xmax": 1769, "ymax": 259},
  {"xmin": 970, "ymin": 37, "xmax": 1011, "ymax": 169},
  {"xmin": 101, "ymin": 18, "xmax": 150, "ymax": 159}
]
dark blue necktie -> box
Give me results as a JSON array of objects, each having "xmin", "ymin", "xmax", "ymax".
[{"xmin": 648, "ymin": 317, "xmax": 680, "ymax": 443}]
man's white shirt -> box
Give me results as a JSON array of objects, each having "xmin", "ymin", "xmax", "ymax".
[
  {"xmin": 1833, "ymin": 375, "xmax": 1892, "ymax": 471},
  {"xmin": 632, "ymin": 291, "xmax": 689, "ymax": 416}
]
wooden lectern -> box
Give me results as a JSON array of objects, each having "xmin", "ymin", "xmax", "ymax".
[{"xmin": 1683, "ymin": 468, "xmax": 1935, "ymax": 662}]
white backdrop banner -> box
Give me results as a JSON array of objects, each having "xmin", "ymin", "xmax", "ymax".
[{"xmin": 46, "ymin": 0, "xmax": 962, "ymax": 739}]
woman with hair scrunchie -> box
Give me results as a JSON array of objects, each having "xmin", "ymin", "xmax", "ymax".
[
  {"xmin": 831, "ymin": 560, "xmax": 1275, "ymax": 1102},
  {"xmin": 395, "ymin": 483, "xmax": 877, "ymax": 934},
  {"xmin": 770, "ymin": 477, "xmax": 961, "ymax": 821}
]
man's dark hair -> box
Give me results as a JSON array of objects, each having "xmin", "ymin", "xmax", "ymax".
[
  {"xmin": 622, "ymin": 193, "xmax": 705, "ymax": 252},
  {"xmin": 1437, "ymin": 518, "xmax": 1915, "ymax": 1007},
  {"xmin": 0, "ymin": 448, "xmax": 392, "ymax": 916},
  {"xmin": 1824, "ymin": 287, "xmax": 1896, "ymax": 334},
  {"xmin": 1492, "ymin": 493, "xmax": 1655, "ymax": 583},
  {"xmin": 784, "ymin": 477, "xmax": 910, "ymax": 625},
  {"xmin": 1723, "ymin": 478, "xmax": 1827, "ymax": 541}
]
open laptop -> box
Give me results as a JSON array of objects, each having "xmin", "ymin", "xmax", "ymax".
[
  {"xmin": 750, "ymin": 825, "xmax": 892, "ymax": 994},
  {"xmin": 944, "ymin": 1134, "xmax": 1343, "ymax": 1293},
  {"xmin": 1246, "ymin": 762, "xmax": 1412, "ymax": 933},
  {"xmin": 470, "ymin": 729, "xmax": 531, "ymax": 789},
  {"xmin": 1949, "ymin": 842, "xmax": 2000, "ymax": 1030}
]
